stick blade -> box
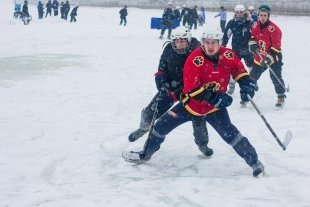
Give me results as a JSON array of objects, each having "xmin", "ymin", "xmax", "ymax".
[{"xmin": 283, "ymin": 130, "xmax": 292, "ymax": 150}]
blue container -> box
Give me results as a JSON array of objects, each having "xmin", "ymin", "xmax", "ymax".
[{"xmin": 151, "ymin": 17, "xmax": 180, "ymax": 30}]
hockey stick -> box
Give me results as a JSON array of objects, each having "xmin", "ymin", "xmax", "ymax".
[
  {"xmin": 145, "ymin": 90, "xmax": 162, "ymax": 142},
  {"xmin": 257, "ymin": 53, "xmax": 290, "ymax": 92},
  {"xmin": 247, "ymin": 94, "xmax": 292, "ymax": 151}
]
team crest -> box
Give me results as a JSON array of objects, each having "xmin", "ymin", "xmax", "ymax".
[
  {"xmin": 193, "ymin": 56, "xmax": 204, "ymax": 67},
  {"xmin": 224, "ymin": 50, "xmax": 234, "ymax": 60},
  {"xmin": 268, "ymin": 25, "xmax": 275, "ymax": 32}
]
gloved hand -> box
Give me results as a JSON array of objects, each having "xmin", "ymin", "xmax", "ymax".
[
  {"xmin": 155, "ymin": 87, "xmax": 176, "ymax": 105},
  {"xmin": 208, "ymin": 92, "xmax": 233, "ymax": 108},
  {"xmin": 262, "ymin": 54, "xmax": 274, "ymax": 66},
  {"xmin": 194, "ymin": 82, "xmax": 219, "ymax": 101},
  {"xmin": 270, "ymin": 47, "xmax": 282, "ymax": 62},
  {"xmin": 155, "ymin": 70, "xmax": 169, "ymax": 91},
  {"xmin": 238, "ymin": 77, "xmax": 257, "ymax": 102},
  {"xmin": 193, "ymin": 82, "xmax": 233, "ymax": 108},
  {"xmin": 248, "ymin": 39, "xmax": 258, "ymax": 54}
]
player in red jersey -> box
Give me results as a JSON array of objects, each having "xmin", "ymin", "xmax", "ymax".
[
  {"xmin": 122, "ymin": 29, "xmax": 265, "ymax": 177},
  {"xmin": 248, "ymin": 4, "xmax": 286, "ymax": 107}
]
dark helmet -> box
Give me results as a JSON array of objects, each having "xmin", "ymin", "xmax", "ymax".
[
  {"xmin": 220, "ymin": 6, "xmax": 224, "ymax": 10},
  {"xmin": 124, "ymin": 5, "xmax": 127, "ymax": 8},
  {"xmin": 259, "ymin": 4, "xmax": 271, "ymax": 13}
]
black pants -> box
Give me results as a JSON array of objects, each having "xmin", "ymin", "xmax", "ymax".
[
  {"xmin": 120, "ymin": 17, "xmax": 127, "ymax": 25},
  {"xmin": 250, "ymin": 61, "xmax": 285, "ymax": 96}
]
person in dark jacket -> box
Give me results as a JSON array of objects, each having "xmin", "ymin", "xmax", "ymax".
[
  {"xmin": 159, "ymin": 2, "xmax": 175, "ymax": 39},
  {"xmin": 64, "ymin": 0, "xmax": 70, "ymax": 20},
  {"xmin": 119, "ymin": 5, "xmax": 128, "ymax": 26},
  {"xmin": 60, "ymin": 2, "xmax": 65, "ymax": 19},
  {"xmin": 37, "ymin": 1, "xmax": 44, "ymax": 19},
  {"xmin": 52, "ymin": 0, "xmax": 59, "ymax": 16},
  {"xmin": 70, "ymin": 4, "xmax": 79, "ymax": 22},
  {"xmin": 222, "ymin": 4, "xmax": 254, "ymax": 97},
  {"xmin": 127, "ymin": 27, "xmax": 213, "ymax": 157},
  {"xmin": 173, "ymin": 6, "xmax": 181, "ymax": 21},
  {"xmin": 45, "ymin": 0, "xmax": 52, "ymax": 18},
  {"xmin": 22, "ymin": 0, "xmax": 30, "ymax": 17},
  {"xmin": 187, "ymin": 5, "xmax": 198, "ymax": 30},
  {"xmin": 180, "ymin": 4, "xmax": 189, "ymax": 27}
]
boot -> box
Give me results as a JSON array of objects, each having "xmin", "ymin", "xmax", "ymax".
[
  {"xmin": 240, "ymin": 100, "xmax": 247, "ymax": 108},
  {"xmin": 193, "ymin": 120, "xmax": 213, "ymax": 157},
  {"xmin": 198, "ymin": 145, "xmax": 214, "ymax": 157},
  {"xmin": 123, "ymin": 135, "xmax": 165, "ymax": 163},
  {"xmin": 251, "ymin": 160, "xmax": 265, "ymax": 177},
  {"xmin": 275, "ymin": 96, "xmax": 285, "ymax": 107}
]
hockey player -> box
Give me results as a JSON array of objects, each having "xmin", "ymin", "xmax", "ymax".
[
  {"xmin": 222, "ymin": 5, "xmax": 254, "ymax": 104},
  {"xmin": 52, "ymin": 0, "xmax": 59, "ymax": 16},
  {"xmin": 70, "ymin": 4, "xmax": 79, "ymax": 22},
  {"xmin": 22, "ymin": 0, "xmax": 30, "ymax": 17},
  {"xmin": 248, "ymin": 5, "xmax": 286, "ymax": 107},
  {"xmin": 180, "ymin": 4, "xmax": 189, "ymax": 27},
  {"xmin": 37, "ymin": 1, "xmax": 44, "ymax": 19},
  {"xmin": 45, "ymin": 0, "xmax": 52, "ymax": 18},
  {"xmin": 119, "ymin": 5, "xmax": 128, "ymax": 26},
  {"xmin": 128, "ymin": 27, "xmax": 213, "ymax": 157},
  {"xmin": 159, "ymin": 2, "xmax": 175, "ymax": 39},
  {"xmin": 123, "ymin": 29, "xmax": 265, "ymax": 177}
]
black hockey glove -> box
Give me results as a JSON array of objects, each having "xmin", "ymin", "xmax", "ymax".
[
  {"xmin": 194, "ymin": 82, "xmax": 233, "ymax": 108},
  {"xmin": 155, "ymin": 74, "xmax": 168, "ymax": 91},
  {"xmin": 270, "ymin": 47, "xmax": 282, "ymax": 62},
  {"xmin": 194, "ymin": 82, "xmax": 219, "ymax": 101},
  {"xmin": 208, "ymin": 92, "xmax": 233, "ymax": 108},
  {"xmin": 238, "ymin": 76, "xmax": 257, "ymax": 102},
  {"xmin": 248, "ymin": 37, "xmax": 258, "ymax": 54}
]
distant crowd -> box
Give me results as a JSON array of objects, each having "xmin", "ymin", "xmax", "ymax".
[{"xmin": 14, "ymin": 0, "xmax": 79, "ymax": 23}]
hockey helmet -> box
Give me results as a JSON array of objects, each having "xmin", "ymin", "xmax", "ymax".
[
  {"xmin": 234, "ymin": 4, "xmax": 245, "ymax": 12},
  {"xmin": 201, "ymin": 29, "xmax": 223, "ymax": 45},
  {"xmin": 259, "ymin": 4, "xmax": 271, "ymax": 13},
  {"xmin": 171, "ymin": 27, "xmax": 192, "ymax": 54},
  {"xmin": 248, "ymin": 5, "xmax": 255, "ymax": 10}
]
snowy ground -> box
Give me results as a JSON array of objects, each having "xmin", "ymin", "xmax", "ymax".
[{"xmin": 0, "ymin": 1, "xmax": 310, "ymax": 207}]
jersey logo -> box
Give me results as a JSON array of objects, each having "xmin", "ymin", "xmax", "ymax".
[
  {"xmin": 268, "ymin": 25, "xmax": 275, "ymax": 32},
  {"xmin": 193, "ymin": 56, "xmax": 204, "ymax": 67},
  {"xmin": 223, "ymin": 50, "xmax": 234, "ymax": 60}
]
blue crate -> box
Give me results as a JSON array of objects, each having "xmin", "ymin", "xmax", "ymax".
[{"xmin": 151, "ymin": 17, "xmax": 180, "ymax": 30}]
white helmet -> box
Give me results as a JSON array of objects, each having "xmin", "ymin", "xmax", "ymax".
[
  {"xmin": 234, "ymin": 4, "xmax": 245, "ymax": 12},
  {"xmin": 171, "ymin": 27, "xmax": 192, "ymax": 54},
  {"xmin": 248, "ymin": 5, "xmax": 255, "ymax": 10},
  {"xmin": 201, "ymin": 29, "xmax": 223, "ymax": 45},
  {"xmin": 171, "ymin": 27, "xmax": 192, "ymax": 41}
]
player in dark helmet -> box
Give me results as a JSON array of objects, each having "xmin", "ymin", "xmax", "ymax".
[{"xmin": 249, "ymin": 4, "xmax": 287, "ymax": 107}]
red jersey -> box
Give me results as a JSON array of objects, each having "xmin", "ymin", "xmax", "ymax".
[
  {"xmin": 182, "ymin": 47, "xmax": 248, "ymax": 116},
  {"xmin": 251, "ymin": 20, "xmax": 282, "ymax": 65}
]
